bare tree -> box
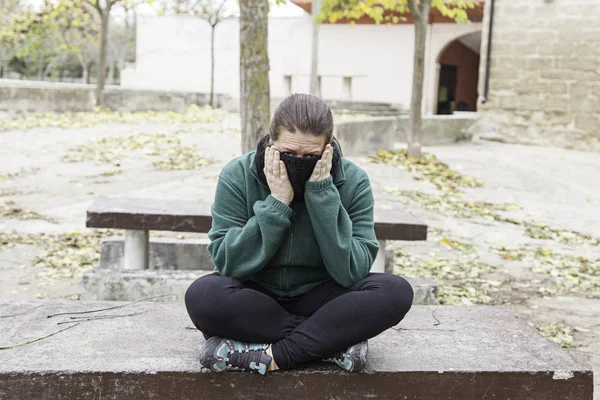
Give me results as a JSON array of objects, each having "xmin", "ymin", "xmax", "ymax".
[
  {"xmin": 309, "ymin": 0, "xmax": 321, "ymax": 96},
  {"xmin": 107, "ymin": 4, "xmax": 135, "ymax": 85},
  {"xmin": 118, "ymin": 5, "xmax": 136, "ymax": 80},
  {"xmin": 196, "ymin": 0, "xmax": 233, "ymax": 106},
  {"xmin": 161, "ymin": 0, "xmax": 233, "ymax": 107}
]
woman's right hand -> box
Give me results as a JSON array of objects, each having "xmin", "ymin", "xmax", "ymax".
[{"xmin": 264, "ymin": 146, "xmax": 294, "ymax": 206}]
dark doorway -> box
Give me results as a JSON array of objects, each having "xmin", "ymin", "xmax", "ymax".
[
  {"xmin": 437, "ymin": 64, "xmax": 457, "ymax": 115},
  {"xmin": 436, "ymin": 34, "xmax": 481, "ymax": 114}
]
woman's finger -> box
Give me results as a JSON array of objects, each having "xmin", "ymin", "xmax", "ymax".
[
  {"xmin": 311, "ymin": 160, "xmax": 322, "ymax": 181},
  {"xmin": 279, "ymin": 161, "xmax": 287, "ymax": 179},
  {"xmin": 321, "ymin": 150, "xmax": 328, "ymax": 177},
  {"xmin": 273, "ymin": 150, "xmax": 281, "ymax": 177},
  {"xmin": 264, "ymin": 147, "xmax": 270, "ymax": 177},
  {"xmin": 265, "ymin": 147, "xmax": 272, "ymax": 176}
]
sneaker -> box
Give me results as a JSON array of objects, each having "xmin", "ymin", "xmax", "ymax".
[
  {"xmin": 324, "ymin": 340, "xmax": 368, "ymax": 372},
  {"xmin": 199, "ymin": 337, "xmax": 272, "ymax": 375}
]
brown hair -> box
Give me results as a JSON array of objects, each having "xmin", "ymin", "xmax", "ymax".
[{"xmin": 270, "ymin": 94, "xmax": 335, "ymax": 143}]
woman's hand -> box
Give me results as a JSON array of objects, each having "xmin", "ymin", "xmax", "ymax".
[
  {"xmin": 308, "ymin": 144, "xmax": 333, "ymax": 182},
  {"xmin": 264, "ymin": 146, "xmax": 294, "ymax": 206}
]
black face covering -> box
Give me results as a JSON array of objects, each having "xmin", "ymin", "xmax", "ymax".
[{"xmin": 255, "ymin": 135, "xmax": 340, "ymax": 201}]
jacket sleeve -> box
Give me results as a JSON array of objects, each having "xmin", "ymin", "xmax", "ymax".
[
  {"xmin": 207, "ymin": 174, "xmax": 293, "ymax": 280},
  {"xmin": 304, "ymin": 174, "xmax": 380, "ymax": 288}
]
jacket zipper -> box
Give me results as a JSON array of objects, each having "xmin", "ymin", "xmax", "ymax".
[{"xmin": 284, "ymin": 204, "xmax": 296, "ymax": 293}]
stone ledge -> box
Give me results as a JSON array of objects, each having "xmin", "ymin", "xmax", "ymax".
[
  {"xmin": 334, "ymin": 114, "xmax": 475, "ymax": 156},
  {"xmin": 99, "ymin": 236, "xmax": 397, "ymax": 273},
  {"xmin": 0, "ymin": 302, "xmax": 592, "ymax": 399},
  {"xmin": 81, "ymin": 269, "xmax": 439, "ymax": 305},
  {"xmin": 99, "ymin": 237, "xmax": 214, "ymax": 270}
]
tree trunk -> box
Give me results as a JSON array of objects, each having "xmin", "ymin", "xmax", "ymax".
[
  {"xmin": 309, "ymin": 0, "xmax": 320, "ymax": 96},
  {"xmin": 43, "ymin": 58, "xmax": 55, "ymax": 80},
  {"xmin": 118, "ymin": 51, "xmax": 126, "ymax": 78},
  {"xmin": 77, "ymin": 54, "xmax": 88, "ymax": 84},
  {"xmin": 210, "ymin": 24, "xmax": 215, "ymax": 107},
  {"xmin": 2, "ymin": 60, "xmax": 8, "ymax": 78},
  {"xmin": 407, "ymin": 0, "xmax": 430, "ymax": 159},
  {"xmin": 107, "ymin": 58, "xmax": 115, "ymax": 85},
  {"xmin": 37, "ymin": 50, "xmax": 44, "ymax": 81},
  {"xmin": 239, "ymin": 0, "xmax": 271, "ymax": 154},
  {"xmin": 118, "ymin": 9, "xmax": 132, "ymax": 83},
  {"xmin": 96, "ymin": 11, "xmax": 111, "ymax": 106},
  {"xmin": 118, "ymin": 37, "xmax": 128, "ymax": 82}
]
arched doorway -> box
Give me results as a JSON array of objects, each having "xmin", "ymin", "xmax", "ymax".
[{"xmin": 436, "ymin": 31, "xmax": 481, "ymax": 114}]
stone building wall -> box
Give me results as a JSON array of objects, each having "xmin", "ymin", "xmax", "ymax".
[{"xmin": 472, "ymin": 0, "xmax": 600, "ymax": 152}]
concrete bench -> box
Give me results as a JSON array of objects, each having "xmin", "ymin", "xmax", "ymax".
[
  {"xmin": 86, "ymin": 197, "xmax": 428, "ymax": 274},
  {"xmin": 84, "ymin": 197, "xmax": 435, "ymax": 304},
  {"xmin": 0, "ymin": 301, "xmax": 593, "ymax": 399}
]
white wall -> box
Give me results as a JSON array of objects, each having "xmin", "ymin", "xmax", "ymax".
[
  {"xmin": 122, "ymin": 13, "xmax": 481, "ymax": 111},
  {"xmin": 122, "ymin": 16, "xmax": 239, "ymax": 94}
]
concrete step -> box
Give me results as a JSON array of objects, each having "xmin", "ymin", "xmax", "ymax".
[
  {"xmin": 81, "ymin": 269, "xmax": 439, "ymax": 305},
  {"xmin": 0, "ymin": 301, "xmax": 592, "ymax": 399},
  {"xmin": 100, "ymin": 237, "xmax": 215, "ymax": 270},
  {"xmin": 100, "ymin": 236, "xmax": 397, "ymax": 273}
]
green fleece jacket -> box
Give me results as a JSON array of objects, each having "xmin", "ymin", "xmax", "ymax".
[{"xmin": 207, "ymin": 147, "xmax": 379, "ymax": 297}]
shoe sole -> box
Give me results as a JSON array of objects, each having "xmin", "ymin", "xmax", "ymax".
[
  {"xmin": 352, "ymin": 340, "xmax": 369, "ymax": 373},
  {"xmin": 199, "ymin": 336, "xmax": 226, "ymax": 371}
]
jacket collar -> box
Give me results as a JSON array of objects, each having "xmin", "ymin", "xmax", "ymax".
[{"xmin": 250, "ymin": 139, "xmax": 346, "ymax": 188}]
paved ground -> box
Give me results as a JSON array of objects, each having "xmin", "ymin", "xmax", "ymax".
[{"xmin": 1, "ymin": 111, "xmax": 599, "ymax": 397}]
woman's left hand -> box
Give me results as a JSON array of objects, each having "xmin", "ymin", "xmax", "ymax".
[{"xmin": 308, "ymin": 144, "xmax": 333, "ymax": 182}]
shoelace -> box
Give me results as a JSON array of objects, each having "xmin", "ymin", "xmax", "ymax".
[
  {"xmin": 329, "ymin": 350, "xmax": 346, "ymax": 362},
  {"xmin": 227, "ymin": 349, "xmax": 267, "ymax": 370}
]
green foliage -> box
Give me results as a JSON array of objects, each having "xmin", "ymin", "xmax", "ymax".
[
  {"xmin": 319, "ymin": 0, "xmax": 479, "ymax": 25},
  {"xmin": 49, "ymin": 0, "xmax": 100, "ymax": 55},
  {"xmin": 0, "ymin": 0, "xmax": 94, "ymax": 78},
  {"xmin": 0, "ymin": 0, "xmax": 139, "ymax": 82}
]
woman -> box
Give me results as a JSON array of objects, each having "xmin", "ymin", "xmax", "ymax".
[{"xmin": 185, "ymin": 94, "xmax": 413, "ymax": 375}]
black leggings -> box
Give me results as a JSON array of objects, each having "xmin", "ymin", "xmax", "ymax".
[{"xmin": 184, "ymin": 272, "xmax": 414, "ymax": 370}]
